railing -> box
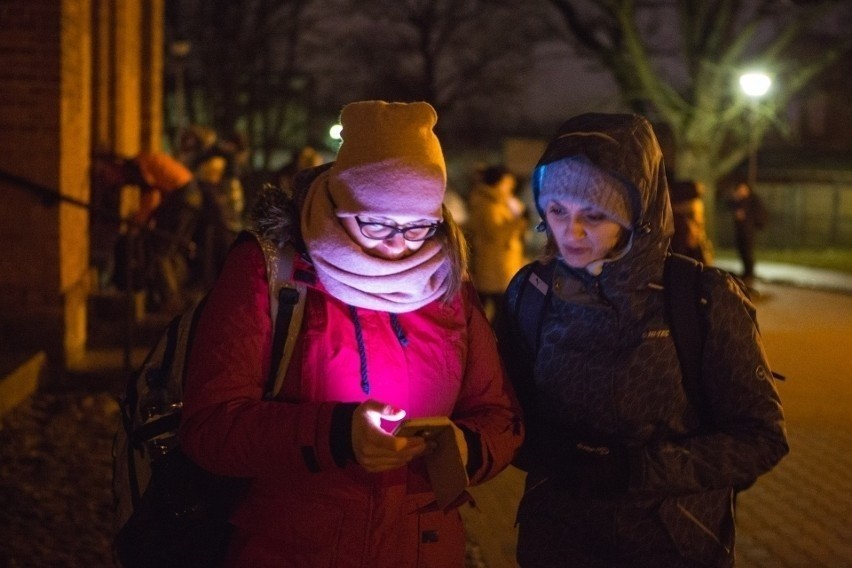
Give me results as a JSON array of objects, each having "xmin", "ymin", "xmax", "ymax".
[
  {"xmin": 714, "ymin": 181, "xmax": 852, "ymax": 249},
  {"xmin": 0, "ymin": 168, "xmax": 195, "ymax": 373}
]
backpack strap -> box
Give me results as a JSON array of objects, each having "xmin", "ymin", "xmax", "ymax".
[
  {"xmin": 130, "ymin": 294, "xmax": 211, "ymax": 448},
  {"xmin": 663, "ymin": 253, "xmax": 713, "ymax": 429},
  {"xmin": 514, "ymin": 261, "xmax": 555, "ymax": 356},
  {"xmin": 257, "ymin": 240, "xmax": 307, "ymax": 400},
  {"xmin": 172, "ymin": 295, "xmax": 209, "ymax": 395},
  {"xmin": 513, "ymin": 254, "xmax": 713, "ymax": 429}
]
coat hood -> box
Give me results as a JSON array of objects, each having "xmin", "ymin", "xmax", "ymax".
[
  {"xmin": 533, "ymin": 113, "xmax": 673, "ymax": 282},
  {"xmin": 249, "ymin": 164, "xmax": 333, "ymax": 250}
]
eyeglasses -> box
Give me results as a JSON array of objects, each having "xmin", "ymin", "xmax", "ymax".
[{"xmin": 354, "ymin": 217, "xmax": 441, "ymax": 242}]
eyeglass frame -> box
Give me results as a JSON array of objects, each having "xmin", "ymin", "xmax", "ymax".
[{"xmin": 354, "ymin": 216, "xmax": 442, "ymax": 242}]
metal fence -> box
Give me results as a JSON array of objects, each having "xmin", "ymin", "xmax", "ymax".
[{"xmin": 714, "ymin": 180, "xmax": 852, "ymax": 249}]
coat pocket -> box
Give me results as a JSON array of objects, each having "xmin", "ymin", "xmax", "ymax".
[
  {"xmin": 657, "ymin": 490, "xmax": 735, "ymax": 567},
  {"xmin": 406, "ymin": 493, "xmax": 466, "ymax": 568}
]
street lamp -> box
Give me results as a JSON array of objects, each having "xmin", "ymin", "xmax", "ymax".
[
  {"xmin": 739, "ymin": 71, "xmax": 772, "ymax": 189},
  {"xmin": 329, "ymin": 122, "xmax": 343, "ymax": 153}
]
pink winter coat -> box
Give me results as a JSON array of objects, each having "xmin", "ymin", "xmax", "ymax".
[{"xmin": 179, "ymin": 236, "xmax": 523, "ymax": 567}]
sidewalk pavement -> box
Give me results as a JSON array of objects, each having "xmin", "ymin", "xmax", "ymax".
[
  {"xmin": 462, "ymin": 279, "xmax": 852, "ymax": 568},
  {"xmin": 1, "ymin": 261, "xmax": 851, "ymax": 566},
  {"xmin": 714, "ymin": 258, "xmax": 852, "ymax": 295}
]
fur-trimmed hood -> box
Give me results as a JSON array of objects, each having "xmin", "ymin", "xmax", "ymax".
[{"xmin": 249, "ymin": 163, "xmax": 333, "ymax": 250}]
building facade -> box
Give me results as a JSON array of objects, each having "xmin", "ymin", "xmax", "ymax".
[{"xmin": 0, "ymin": 0, "xmax": 164, "ymax": 374}]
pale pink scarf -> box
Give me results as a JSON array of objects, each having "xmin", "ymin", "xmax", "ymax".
[{"xmin": 301, "ymin": 171, "xmax": 450, "ymax": 313}]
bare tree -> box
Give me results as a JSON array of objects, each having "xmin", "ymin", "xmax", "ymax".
[
  {"xmin": 540, "ymin": 0, "xmax": 852, "ymax": 228},
  {"xmin": 166, "ymin": 0, "xmax": 550, "ymax": 166},
  {"xmin": 312, "ymin": 0, "xmax": 546, "ymax": 146},
  {"xmin": 168, "ymin": 0, "xmax": 324, "ymax": 170}
]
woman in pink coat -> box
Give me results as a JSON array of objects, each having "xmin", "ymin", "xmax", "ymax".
[{"xmin": 179, "ymin": 100, "xmax": 523, "ymax": 567}]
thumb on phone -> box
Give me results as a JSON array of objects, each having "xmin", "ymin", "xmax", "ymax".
[{"xmin": 358, "ymin": 399, "xmax": 406, "ymax": 427}]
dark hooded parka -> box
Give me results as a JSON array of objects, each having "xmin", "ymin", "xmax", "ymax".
[{"xmin": 498, "ymin": 113, "xmax": 788, "ymax": 567}]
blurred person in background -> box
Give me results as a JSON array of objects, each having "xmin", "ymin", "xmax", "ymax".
[
  {"xmin": 443, "ymin": 184, "xmax": 469, "ymax": 229},
  {"xmin": 177, "ymin": 124, "xmax": 218, "ymax": 171},
  {"xmin": 193, "ymin": 153, "xmax": 245, "ymax": 287},
  {"xmin": 275, "ymin": 145, "xmax": 325, "ymax": 197},
  {"xmin": 727, "ymin": 181, "xmax": 768, "ymax": 288},
  {"xmin": 467, "ymin": 164, "xmax": 529, "ymax": 323},
  {"xmin": 669, "ymin": 179, "xmax": 714, "ymax": 265},
  {"xmin": 91, "ymin": 150, "xmax": 201, "ymax": 311}
]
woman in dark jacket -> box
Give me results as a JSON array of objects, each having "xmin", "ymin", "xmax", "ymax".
[{"xmin": 498, "ymin": 113, "xmax": 788, "ymax": 567}]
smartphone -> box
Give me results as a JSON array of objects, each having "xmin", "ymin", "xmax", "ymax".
[
  {"xmin": 392, "ymin": 416, "xmax": 453, "ymax": 438},
  {"xmin": 392, "ymin": 415, "xmax": 467, "ymax": 509}
]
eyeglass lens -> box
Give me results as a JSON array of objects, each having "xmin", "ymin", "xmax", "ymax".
[{"xmin": 357, "ymin": 219, "xmax": 438, "ymax": 241}]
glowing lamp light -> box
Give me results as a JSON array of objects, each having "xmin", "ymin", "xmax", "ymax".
[
  {"xmin": 329, "ymin": 123, "xmax": 343, "ymax": 140},
  {"xmin": 739, "ymin": 72, "xmax": 772, "ymax": 98},
  {"xmin": 738, "ymin": 71, "xmax": 773, "ymax": 190}
]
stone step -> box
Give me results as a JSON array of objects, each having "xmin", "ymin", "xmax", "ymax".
[
  {"xmin": 87, "ymin": 289, "xmax": 180, "ymax": 350},
  {"xmin": 88, "ymin": 289, "xmax": 147, "ymax": 323},
  {"xmin": 0, "ymin": 350, "xmax": 46, "ymax": 419}
]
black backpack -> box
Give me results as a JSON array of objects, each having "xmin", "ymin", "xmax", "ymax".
[
  {"xmin": 112, "ymin": 234, "xmax": 307, "ymax": 567},
  {"xmin": 511, "ymin": 253, "xmax": 784, "ymax": 495},
  {"xmin": 511, "ymin": 253, "xmax": 714, "ymax": 428}
]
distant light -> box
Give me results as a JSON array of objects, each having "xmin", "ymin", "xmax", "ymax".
[
  {"xmin": 329, "ymin": 123, "xmax": 343, "ymax": 140},
  {"xmin": 169, "ymin": 40, "xmax": 192, "ymax": 58},
  {"xmin": 739, "ymin": 72, "xmax": 772, "ymax": 98}
]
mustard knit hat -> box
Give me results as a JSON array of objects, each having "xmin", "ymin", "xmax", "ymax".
[{"xmin": 328, "ymin": 100, "xmax": 446, "ymax": 221}]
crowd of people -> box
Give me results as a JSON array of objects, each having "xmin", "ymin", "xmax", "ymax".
[
  {"xmin": 90, "ymin": 148, "xmax": 201, "ymax": 311},
  {"xmin": 91, "ymin": 117, "xmax": 768, "ymax": 319},
  {"xmin": 106, "ymin": 100, "xmax": 785, "ymax": 567},
  {"xmin": 445, "ymin": 144, "xmax": 770, "ymax": 325},
  {"xmin": 90, "ymin": 126, "xmax": 330, "ymax": 313}
]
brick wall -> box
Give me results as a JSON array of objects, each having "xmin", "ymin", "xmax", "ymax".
[
  {"xmin": 0, "ymin": 1, "xmax": 82, "ymax": 366},
  {"xmin": 0, "ymin": 0, "xmax": 163, "ymax": 373}
]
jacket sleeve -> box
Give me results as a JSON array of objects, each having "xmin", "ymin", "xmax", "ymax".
[
  {"xmin": 178, "ymin": 238, "xmax": 343, "ymax": 478},
  {"xmin": 450, "ymin": 282, "xmax": 524, "ymax": 485},
  {"xmin": 634, "ymin": 269, "xmax": 789, "ymax": 494}
]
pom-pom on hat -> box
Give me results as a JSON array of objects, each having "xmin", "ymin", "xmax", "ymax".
[
  {"xmin": 329, "ymin": 100, "xmax": 446, "ymax": 221},
  {"xmin": 535, "ymin": 155, "xmax": 634, "ymax": 229}
]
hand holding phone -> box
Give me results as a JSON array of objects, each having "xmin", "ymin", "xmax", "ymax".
[
  {"xmin": 351, "ymin": 400, "xmax": 425, "ymax": 473},
  {"xmin": 392, "ymin": 416, "xmax": 454, "ymax": 440},
  {"xmin": 393, "ymin": 416, "xmax": 469, "ymax": 509}
]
